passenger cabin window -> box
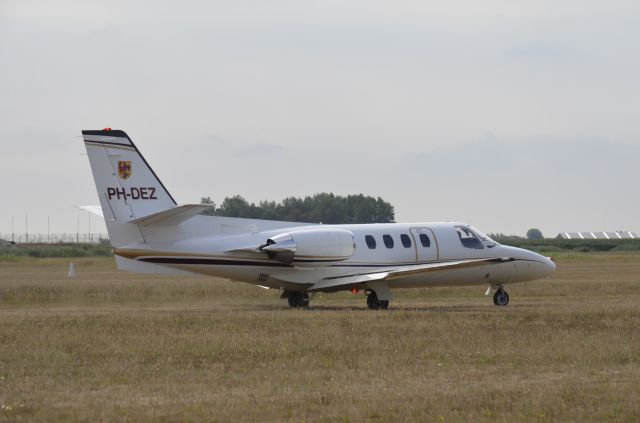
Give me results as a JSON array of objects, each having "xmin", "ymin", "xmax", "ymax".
[
  {"xmin": 419, "ymin": 233, "xmax": 431, "ymax": 247},
  {"xmin": 456, "ymin": 226, "xmax": 484, "ymax": 249},
  {"xmin": 365, "ymin": 235, "xmax": 377, "ymax": 249},
  {"xmin": 383, "ymin": 234, "xmax": 394, "ymax": 248},
  {"xmin": 400, "ymin": 234, "xmax": 412, "ymax": 248}
]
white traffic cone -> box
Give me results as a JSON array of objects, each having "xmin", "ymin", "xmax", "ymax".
[{"xmin": 68, "ymin": 262, "xmax": 76, "ymax": 278}]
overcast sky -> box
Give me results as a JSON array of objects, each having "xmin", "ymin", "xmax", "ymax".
[{"xmin": 1, "ymin": 0, "xmax": 639, "ymax": 239}]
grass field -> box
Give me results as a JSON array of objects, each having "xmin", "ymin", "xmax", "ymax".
[{"xmin": 1, "ymin": 253, "xmax": 639, "ymax": 422}]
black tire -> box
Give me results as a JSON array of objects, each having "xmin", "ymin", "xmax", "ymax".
[
  {"xmin": 493, "ymin": 289, "xmax": 509, "ymax": 306},
  {"xmin": 367, "ymin": 291, "xmax": 380, "ymax": 310},
  {"xmin": 287, "ymin": 293, "xmax": 298, "ymax": 308},
  {"xmin": 367, "ymin": 291, "xmax": 389, "ymax": 310},
  {"xmin": 287, "ymin": 292, "xmax": 309, "ymax": 308}
]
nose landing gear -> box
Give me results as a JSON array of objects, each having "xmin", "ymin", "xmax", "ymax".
[{"xmin": 492, "ymin": 287, "xmax": 509, "ymax": 306}]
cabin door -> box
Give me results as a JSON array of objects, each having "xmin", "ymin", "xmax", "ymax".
[{"xmin": 409, "ymin": 227, "xmax": 439, "ymax": 262}]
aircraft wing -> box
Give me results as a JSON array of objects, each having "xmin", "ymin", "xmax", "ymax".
[{"xmin": 307, "ymin": 257, "xmax": 513, "ymax": 292}]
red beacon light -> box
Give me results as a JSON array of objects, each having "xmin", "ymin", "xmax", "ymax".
[
  {"xmin": 102, "ymin": 127, "xmax": 112, "ymax": 131},
  {"xmin": 351, "ymin": 287, "xmax": 359, "ymax": 294}
]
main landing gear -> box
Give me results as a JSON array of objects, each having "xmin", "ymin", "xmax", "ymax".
[
  {"xmin": 284, "ymin": 289, "xmax": 392, "ymax": 309},
  {"xmin": 286, "ymin": 291, "xmax": 310, "ymax": 308},
  {"xmin": 367, "ymin": 290, "xmax": 389, "ymax": 310},
  {"xmin": 492, "ymin": 287, "xmax": 509, "ymax": 306}
]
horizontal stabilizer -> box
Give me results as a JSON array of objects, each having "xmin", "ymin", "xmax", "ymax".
[
  {"xmin": 307, "ymin": 257, "xmax": 513, "ymax": 292},
  {"xmin": 76, "ymin": 205, "xmax": 104, "ymax": 218},
  {"xmin": 128, "ymin": 204, "xmax": 214, "ymax": 227}
]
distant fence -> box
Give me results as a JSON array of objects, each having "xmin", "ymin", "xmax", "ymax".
[{"xmin": 0, "ymin": 233, "xmax": 109, "ymax": 244}]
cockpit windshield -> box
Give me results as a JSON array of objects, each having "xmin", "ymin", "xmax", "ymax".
[
  {"xmin": 468, "ymin": 226, "xmax": 498, "ymax": 248},
  {"xmin": 455, "ymin": 225, "xmax": 498, "ymax": 249}
]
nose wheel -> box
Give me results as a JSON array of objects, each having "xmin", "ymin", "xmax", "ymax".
[{"xmin": 492, "ymin": 288, "xmax": 509, "ymax": 306}]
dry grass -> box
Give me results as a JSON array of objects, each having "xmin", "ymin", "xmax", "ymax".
[{"xmin": 0, "ymin": 254, "xmax": 639, "ymax": 422}]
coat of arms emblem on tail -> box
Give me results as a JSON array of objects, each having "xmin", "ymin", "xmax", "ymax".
[{"xmin": 118, "ymin": 161, "xmax": 132, "ymax": 179}]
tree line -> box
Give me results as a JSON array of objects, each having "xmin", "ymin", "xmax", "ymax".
[{"xmin": 200, "ymin": 193, "xmax": 395, "ymax": 224}]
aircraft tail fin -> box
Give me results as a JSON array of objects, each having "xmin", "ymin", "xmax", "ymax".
[{"xmin": 82, "ymin": 129, "xmax": 177, "ymax": 246}]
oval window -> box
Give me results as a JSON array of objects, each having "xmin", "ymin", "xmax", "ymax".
[
  {"xmin": 419, "ymin": 233, "xmax": 431, "ymax": 247},
  {"xmin": 365, "ymin": 235, "xmax": 377, "ymax": 249}
]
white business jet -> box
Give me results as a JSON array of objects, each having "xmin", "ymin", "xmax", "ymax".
[{"xmin": 81, "ymin": 129, "xmax": 555, "ymax": 309}]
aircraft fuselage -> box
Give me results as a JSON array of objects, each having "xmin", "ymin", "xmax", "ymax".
[{"xmin": 114, "ymin": 221, "xmax": 555, "ymax": 293}]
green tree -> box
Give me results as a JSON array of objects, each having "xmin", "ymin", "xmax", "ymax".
[
  {"xmin": 200, "ymin": 193, "xmax": 395, "ymax": 223},
  {"xmin": 526, "ymin": 228, "xmax": 544, "ymax": 240},
  {"xmin": 217, "ymin": 195, "xmax": 253, "ymax": 218},
  {"xmin": 200, "ymin": 196, "xmax": 216, "ymax": 215}
]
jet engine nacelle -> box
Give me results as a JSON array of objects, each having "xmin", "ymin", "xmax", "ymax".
[{"xmin": 261, "ymin": 228, "xmax": 356, "ymax": 266}]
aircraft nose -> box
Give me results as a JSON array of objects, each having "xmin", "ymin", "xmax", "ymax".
[
  {"xmin": 544, "ymin": 256, "xmax": 557, "ymax": 276},
  {"xmin": 507, "ymin": 246, "xmax": 556, "ymax": 279},
  {"xmin": 530, "ymin": 250, "xmax": 556, "ymax": 278}
]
